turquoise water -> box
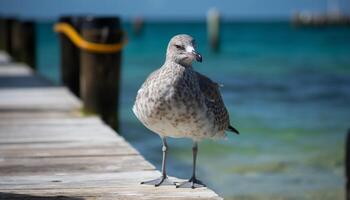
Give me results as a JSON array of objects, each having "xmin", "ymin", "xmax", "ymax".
[{"xmin": 36, "ymin": 21, "xmax": 350, "ymax": 199}]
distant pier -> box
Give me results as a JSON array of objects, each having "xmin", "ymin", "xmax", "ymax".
[
  {"xmin": 292, "ymin": 0, "xmax": 350, "ymax": 27},
  {"xmin": 292, "ymin": 13, "xmax": 350, "ymax": 26}
]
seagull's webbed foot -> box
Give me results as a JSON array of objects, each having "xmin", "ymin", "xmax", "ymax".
[
  {"xmin": 176, "ymin": 176, "xmax": 206, "ymax": 189},
  {"xmin": 141, "ymin": 176, "xmax": 175, "ymax": 187}
]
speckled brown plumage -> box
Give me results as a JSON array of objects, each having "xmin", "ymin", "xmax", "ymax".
[
  {"xmin": 195, "ymin": 71, "xmax": 230, "ymax": 134},
  {"xmin": 133, "ymin": 34, "xmax": 238, "ymax": 141},
  {"xmin": 134, "ymin": 34, "xmax": 239, "ymax": 188}
]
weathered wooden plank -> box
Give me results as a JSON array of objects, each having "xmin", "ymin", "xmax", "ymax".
[
  {"xmin": 0, "ymin": 51, "xmax": 11, "ymax": 63},
  {"xmin": 0, "ymin": 193, "xmax": 221, "ymax": 200},
  {"xmin": 0, "ymin": 188, "xmax": 222, "ymax": 200},
  {"xmin": 0, "ymin": 116, "xmax": 103, "ymax": 125},
  {"xmin": 0, "ymin": 139, "xmax": 125, "ymax": 149},
  {"xmin": 0, "ymin": 125, "xmax": 120, "ymax": 142},
  {"xmin": 0, "ymin": 63, "xmax": 32, "ymax": 76},
  {"xmin": 0, "ymin": 172, "xmax": 222, "ymax": 200},
  {"xmin": 0, "ymin": 63, "xmax": 53, "ymax": 87},
  {"xmin": 0, "ymin": 87, "xmax": 81, "ymax": 111},
  {"xmin": 0, "ymin": 155, "xmax": 155, "ymax": 175},
  {"xmin": 0, "ymin": 143, "xmax": 138, "ymax": 158},
  {"xmin": 0, "ymin": 111, "xmax": 78, "ymax": 119},
  {"xmin": 0, "ymin": 75, "xmax": 55, "ymax": 88},
  {"xmin": 0, "ymin": 139, "xmax": 125, "ymax": 146},
  {"xmin": 0, "ymin": 133, "xmax": 116, "ymax": 143},
  {"xmin": 0, "ymin": 189, "xmax": 222, "ymax": 200},
  {"xmin": 0, "ymin": 171, "xmax": 160, "ymax": 188}
]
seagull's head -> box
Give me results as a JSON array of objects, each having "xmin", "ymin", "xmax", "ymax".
[{"xmin": 166, "ymin": 34, "xmax": 202, "ymax": 67}]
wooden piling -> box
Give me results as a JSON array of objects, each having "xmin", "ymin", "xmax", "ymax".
[
  {"xmin": 58, "ymin": 16, "xmax": 84, "ymax": 97},
  {"xmin": 207, "ymin": 8, "xmax": 221, "ymax": 52},
  {"xmin": 346, "ymin": 129, "xmax": 350, "ymax": 200},
  {"xmin": 7, "ymin": 20, "xmax": 36, "ymax": 68},
  {"xmin": 0, "ymin": 17, "xmax": 14, "ymax": 54},
  {"xmin": 10, "ymin": 20, "xmax": 22, "ymax": 61},
  {"xmin": 0, "ymin": 17, "xmax": 6, "ymax": 50},
  {"xmin": 132, "ymin": 16, "xmax": 144, "ymax": 36},
  {"xmin": 18, "ymin": 21, "xmax": 36, "ymax": 69},
  {"xmin": 80, "ymin": 17, "xmax": 122, "ymax": 130}
]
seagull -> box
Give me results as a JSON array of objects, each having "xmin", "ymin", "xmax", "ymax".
[{"xmin": 133, "ymin": 34, "xmax": 239, "ymax": 189}]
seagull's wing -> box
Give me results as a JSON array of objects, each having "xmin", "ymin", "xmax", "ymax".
[
  {"xmin": 195, "ymin": 71, "xmax": 239, "ymax": 134},
  {"xmin": 195, "ymin": 72, "xmax": 222, "ymax": 102}
]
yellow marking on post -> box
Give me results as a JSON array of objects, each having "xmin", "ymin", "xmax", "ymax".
[{"xmin": 54, "ymin": 22, "xmax": 127, "ymax": 53}]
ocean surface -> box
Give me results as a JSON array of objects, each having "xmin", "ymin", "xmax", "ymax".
[{"xmin": 36, "ymin": 21, "xmax": 350, "ymax": 199}]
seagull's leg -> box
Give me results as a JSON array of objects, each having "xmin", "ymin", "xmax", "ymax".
[
  {"xmin": 141, "ymin": 137, "xmax": 175, "ymax": 186},
  {"xmin": 177, "ymin": 141, "xmax": 206, "ymax": 189}
]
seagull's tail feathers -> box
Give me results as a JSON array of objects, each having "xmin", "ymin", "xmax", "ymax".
[{"xmin": 227, "ymin": 125, "xmax": 239, "ymax": 135}]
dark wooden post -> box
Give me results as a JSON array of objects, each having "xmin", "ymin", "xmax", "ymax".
[
  {"xmin": 57, "ymin": 16, "xmax": 84, "ymax": 97},
  {"xmin": 7, "ymin": 20, "xmax": 36, "ymax": 68},
  {"xmin": 0, "ymin": 17, "xmax": 15, "ymax": 54},
  {"xmin": 19, "ymin": 21, "xmax": 36, "ymax": 69},
  {"xmin": 0, "ymin": 17, "xmax": 6, "ymax": 50},
  {"xmin": 346, "ymin": 129, "xmax": 350, "ymax": 200},
  {"xmin": 10, "ymin": 20, "xmax": 22, "ymax": 60},
  {"xmin": 80, "ymin": 17, "xmax": 122, "ymax": 130}
]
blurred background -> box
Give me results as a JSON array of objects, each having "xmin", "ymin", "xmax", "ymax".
[{"xmin": 1, "ymin": 0, "xmax": 350, "ymax": 199}]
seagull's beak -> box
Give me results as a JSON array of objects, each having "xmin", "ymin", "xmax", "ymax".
[
  {"xmin": 194, "ymin": 51, "xmax": 202, "ymax": 62},
  {"xmin": 186, "ymin": 46, "xmax": 202, "ymax": 63}
]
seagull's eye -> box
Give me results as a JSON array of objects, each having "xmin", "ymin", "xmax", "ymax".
[{"xmin": 174, "ymin": 44, "xmax": 184, "ymax": 50}]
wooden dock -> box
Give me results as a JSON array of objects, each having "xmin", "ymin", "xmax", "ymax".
[{"xmin": 0, "ymin": 51, "xmax": 222, "ymax": 200}]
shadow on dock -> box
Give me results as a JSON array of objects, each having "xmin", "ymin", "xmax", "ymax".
[
  {"xmin": 0, "ymin": 75, "xmax": 54, "ymax": 88},
  {"xmin": 0, "ymin": 61, "xmax": 54, "ymax": 88}
]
